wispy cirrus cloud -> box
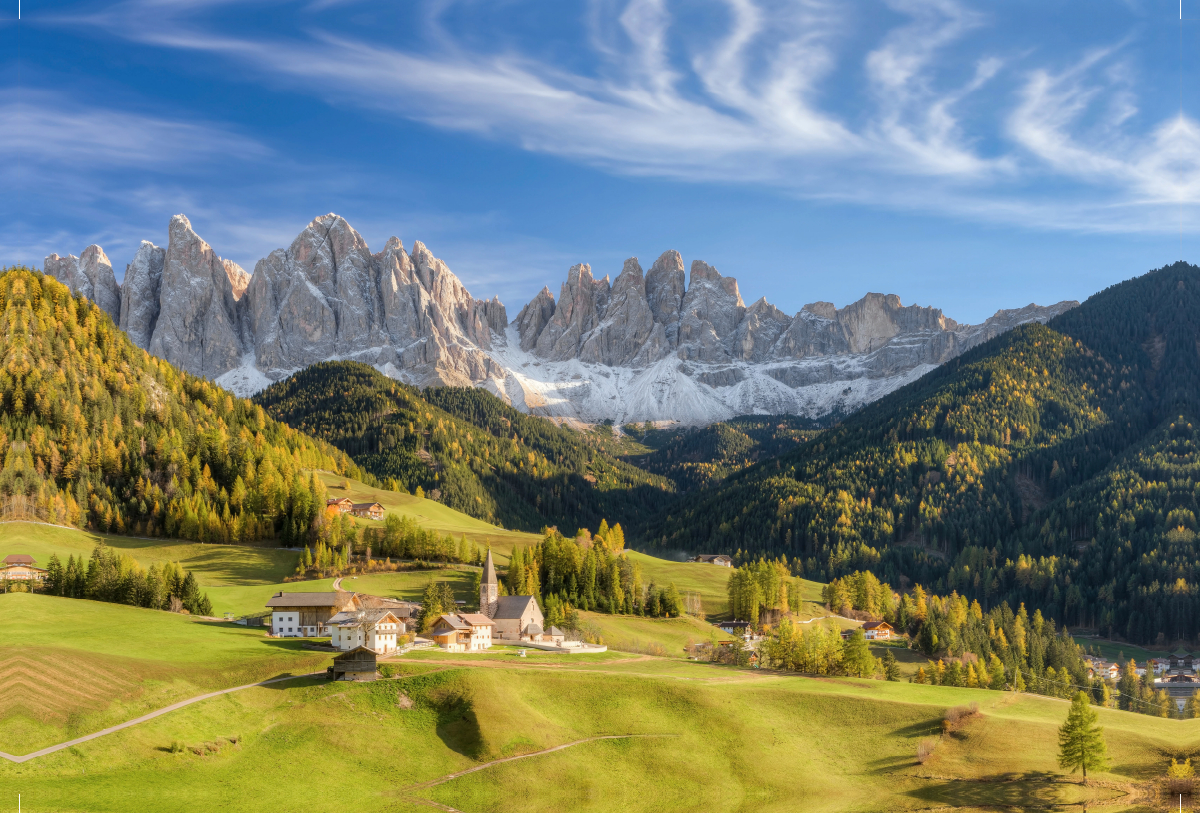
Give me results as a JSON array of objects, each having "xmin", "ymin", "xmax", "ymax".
[{"xmin": 36, "ymin": 0, "xmax": 1200, "ymax": 234}]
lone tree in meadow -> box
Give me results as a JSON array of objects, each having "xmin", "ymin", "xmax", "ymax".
[{"xmin": 1058, "ymin": 691, "xmax": 1111, "ymax": 781}]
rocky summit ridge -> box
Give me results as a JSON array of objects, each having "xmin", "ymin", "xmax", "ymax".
[{"xmin": 45, "ymin": 214, "xmax": 1077, "ymax": 426}]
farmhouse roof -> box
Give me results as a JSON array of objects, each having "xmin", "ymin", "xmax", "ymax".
[
  {"xmin": 328, "ymin": 610, "xmax": 400, "ymax": 627},
  {"xmin": 352, "ymin": 502, "xmax": 382, "ymax": 510},
  {"xmin": 695, "ymin": 554, "xmax": 730, "ymax": 562},
  {"xmin": 492, "ymin": 595, "xmax": 537, "ymax": 619},
  {"xmin": 332, "ymin": 646, "xmax": 377, "ymax": 664},
  {"xmin": 524, "ymin": 623, "xmax": 544, "ymax": 636},
  {"xmin": 326, "ymin": 498, "xmax": 352, "ymax": 505},
  {"xmin": 863, "ymin": 621, "xmax": 893, "ymax": 631},
  {"xmin": 3, "ymin": 554, "xmax": 35, "ymax": 565},
  {"xmin": 458, "ymin": 612, "xmax": 494, "ymax": 627},
  {"xmin": 482, "ymin": 549, "xmax": 497, "ymax": 587},
  {"xmin": 434, "ymin": 614, "xmax": 470, "ymax": 631},
  {"xmin": 356, "ymin": 594, "xmax": 421, "ymax": 614},
  {"xmin": 266, "ymin": 591, "xmax": 352, "ymax": 608}
]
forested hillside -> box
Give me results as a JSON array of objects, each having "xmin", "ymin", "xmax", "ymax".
[
  {"xmin": 253, "ymin": 362, "xmax": 673, "ymax": 532},
  {"xmin": 645, "ymin": 262, "xmax": 1200, "ymax": 644},
  {"xmin": 0, "ymin": 267, "xmax": 364, "ymax": 545},
  {"xmin": 623, "ymin": 416, "xmax": 821, "ymax": 492}
]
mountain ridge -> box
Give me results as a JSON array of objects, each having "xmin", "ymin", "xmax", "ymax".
[{"xmin": 45, "ymin": 213, "xmax": 1076, "ymax": 426}]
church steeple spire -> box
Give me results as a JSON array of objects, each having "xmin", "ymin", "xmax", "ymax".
[{"xmin": 480, "ymin": 548, "xmax": 499, "ymax": 618}]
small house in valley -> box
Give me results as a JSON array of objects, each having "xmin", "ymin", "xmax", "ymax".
[
  {"xmin": 351, "ymin": 502, "xmax": 385, "ymax": 521},
  {"xmin": 841, "ymin": 621, "xmax": 895, "ymax": 641},
  {"xmin": 328, "ymin": 647, "xmax": 377, "ymax": 681},
  {"xmin": 692, "ymin": 555, "xmax": 733, "ymax": 567},
  {"xmin": 2, "ymin": 555, "xmax": 47, "ymax": 582},
  {"xmin": 326, "ymin": 498, "xmax": 354, "ymax": 513},
  {"xmin": 328, "ymin": 609, "xmax": 405, "ymax": 654},
  {"xmin": 265, "ymin": 591, "xmax": 360, "ymax": 637},
  {"xmin": 431, "ymin": 613, "xmax": 494, "ymax": 651},
  {"xmin": 862, "ymin": 621, "xmax": 894, "ymax": 640},
  {"xmin": 718, "ymin": 620, "xmax": 751, "ymax": 637}
]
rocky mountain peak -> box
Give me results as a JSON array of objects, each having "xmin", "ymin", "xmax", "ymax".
[
  {"xmin": 44, "ymin": 244, "xmax": 122, "ymax": 323},
  {"xmin": 118, "ymin": 241, "xmax": 165, "ymax": 349}
]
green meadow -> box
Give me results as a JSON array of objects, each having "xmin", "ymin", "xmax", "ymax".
[
  {"xmin": 0, "ymin": 593, "xmax": 328, "ymax": 755},
  {"xmin": 1, "ymin": 638, "xmax": 1182, "ymax": 813}
]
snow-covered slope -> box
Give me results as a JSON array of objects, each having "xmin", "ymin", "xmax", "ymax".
[{"xmin": 47, "ymin": 214, "xmax": 1078, "ymax": 426}]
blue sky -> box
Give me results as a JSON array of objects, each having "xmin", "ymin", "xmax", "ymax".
[{"xmin": 3, "ymin": 0, "xmax": 1199, "ymax": 322}]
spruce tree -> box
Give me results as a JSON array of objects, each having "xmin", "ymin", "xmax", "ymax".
[
  {"xmin": 1058, "ymin": 691, "xmax": 1111, "ymax": 780},
  {"xmin": 843, "ymin": 629, "xmax": 875, "ymax": 678},
  {"xmin": 882, "ymin": 650, "xmax": 900, "ymax": 681}
]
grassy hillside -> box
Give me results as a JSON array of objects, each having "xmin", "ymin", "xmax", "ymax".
[
  {"xmin": 254, "ymin": 361, "xmax": 673, "ymax": 533},
  {"xmin": 0, "ymin": 593, "xmax": 328, "ymax": 754},
  {"xmin": 315, "ymin": 470, "xmax": 541, "ymax": 557},
  {"xmin": 1, "ymin": 521, "xmax": 300, "ymax": 586},
  {"xmin": 2, "ymin": 653, "xmax": 1185, "ymax": 812}
]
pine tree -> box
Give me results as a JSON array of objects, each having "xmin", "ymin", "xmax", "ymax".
[
  {"xmin": 1058, "ymin": 691, "xmax": 1111, "ymax": 780},
  {"xmin": 883, "ymin": 650, "xmax": 900, "ymax": 681},
  {"xmin": 44, "ymin": 553, "xmax": 63, "ymax": 596},
  {"xmin": 843, "ymin": 629, "xmax": 875, "ymax": 678}
]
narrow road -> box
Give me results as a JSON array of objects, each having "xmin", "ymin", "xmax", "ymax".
[
  {"xmin": 332, "ymin": 576, "xmax": 343, "ymax": 590},
  {"xmin": 0, "ymin": 672, "xmax": 324, "ymax": 764}
]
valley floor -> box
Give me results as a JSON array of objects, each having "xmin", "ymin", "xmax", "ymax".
[{"xmin": 0, "ymin": 592, "xmax": 1183, "ymax": 813}]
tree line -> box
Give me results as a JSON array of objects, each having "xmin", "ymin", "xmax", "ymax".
[{"xmin": 39, "ymin": 543, "xmax": 212, "ymax": 616}]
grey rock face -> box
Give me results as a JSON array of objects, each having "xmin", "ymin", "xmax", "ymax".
[
  {"xmin": 734, "ymin": 298, "xmax": 791, "ymax": 363},
  {"xmin": 241, "ymin": 216, "xmax": 506, "ymax": 387},
  {"xmin": 119, "ymin": 241, "xmax": 166, "ymax": 349},
  {"xmin": 515, "ymin": 287, "xmax": 556, "ymax": 351},
  {"xmin": 534, "ymin": 263, "xmax": 607, "ymax": 361},
  {"xmin": 44, "ymin": 245, "xmax": 122, "ymax": 323},
  {"xmin": 223, "ymin": 260, "xmax": 250, "ymax": 301},
  {"xmin": 677, "ymin": 260, "xmax": 746, "ymax": 362},
  {"xmin": 645, "ymin": 250, "xmax": 685, "ymax": 347},
  {"xmin": 579, "ymin": 258, "xmax": 662, "ymax": 366},
  {"xmin": 148, "ymin": 215, "xmax": 245, "ymax": 379}
]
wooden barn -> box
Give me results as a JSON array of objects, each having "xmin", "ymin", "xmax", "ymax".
[{"xmin": 328, "ymin": 647, "xmax": 378, "ymax": 681}]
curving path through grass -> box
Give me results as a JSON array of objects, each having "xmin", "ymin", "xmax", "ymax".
[{"xmin": 0, "ymin": 672, "xmax": 323, "ymax": 764}]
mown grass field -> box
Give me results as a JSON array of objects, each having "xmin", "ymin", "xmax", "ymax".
[
  {"xmin": 0, "ymin": 593, "xmax": 329, "ymax": 754},
  {"xmin": 2, "ymin": 648, "xmax": 1182, "ymax": 813}
]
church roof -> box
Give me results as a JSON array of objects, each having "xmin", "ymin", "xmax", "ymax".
[
  {"xmin": 493, "ymin": 595, "xmax": 538, "ymax": 619},
  {"xmin": 483, "ymin": 549, "xmax": 497, "ymax": 586}
]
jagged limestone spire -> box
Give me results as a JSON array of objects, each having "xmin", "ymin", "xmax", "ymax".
[{"xmin": 481, "ymin": 549, "xmax": 499, "ymax": 618}]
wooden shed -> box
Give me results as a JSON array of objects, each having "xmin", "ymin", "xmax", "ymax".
[{"xmin": 328, "ymin": 646, "xmax": 378, "ymax": 681}]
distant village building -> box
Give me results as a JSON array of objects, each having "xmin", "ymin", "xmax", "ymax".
[
  {"xmin": 328, "ymin": 647, "xmax": 378, "ymax": 681},
  {"xmin": 841, "ymin": 621, "xmax": 895, "ymax": 641},
  {"xmin": 479, "ymin": 550, "xmax": 546, "ymax": 641},
  {"xmin": 718, "ymin": 620, "xmax": 752, "ymax": 637},
  {"xmin": 1, "ymin": 554, "xmax": 47, "ymax": 582},
  {"xmin": 431, "ymin": 612, "xmax": 494, "ymax": 651},
  {"xmin": 356, "ymin": 593, "xmax": 422, "ymax": 622},
  {"xmin": 692, "ymin": 555, "xmax": 733, "ymax": 567},
  {"xmin": 351, "ymin": 502, "xmax": 385, "ymax": 521},
  {"xmin": 266, "ymin": 591, "xmax": 360, "ymax": 637},
  {"xmin": 326, "ymin": 497, "xmax": 354, "ymax": 513},
  {"xmin": 328, "ymin": 609, "xmax": 404, "ymax": 654}
]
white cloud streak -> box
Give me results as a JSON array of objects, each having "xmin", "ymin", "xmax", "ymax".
[{"xmin": 41, "ymin": 0, "xmax": 1200, "ymax": 233}]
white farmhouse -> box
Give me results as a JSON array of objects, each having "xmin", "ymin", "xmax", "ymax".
[{"xmin": 328, "ymin": 609, "xmax": 405, "ymax": 655}]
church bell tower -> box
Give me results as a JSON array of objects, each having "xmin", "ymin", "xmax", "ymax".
[{"xmin": 480, "ymin": 549, "xmax": 499, "ymax": 618}]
